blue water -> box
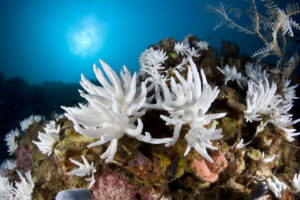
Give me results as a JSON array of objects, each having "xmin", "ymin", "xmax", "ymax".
[{"xmin": 2, "ymin": 0, "xmax": 298, "ymax": 84}]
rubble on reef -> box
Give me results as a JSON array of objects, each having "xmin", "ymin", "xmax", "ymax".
[{"xmin": 1, "ymin": 36, "xmax": 300, "ymax": 200}]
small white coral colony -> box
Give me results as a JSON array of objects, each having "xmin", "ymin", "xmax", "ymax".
[
  {"xmin": 12, "ymin": 171, "xmax": 35, "ymax": 200},
  {"xmin": 244, "ymin": 78, "xmax": 280, "ymax": 122},
  {"xmin": 245, "ymin": 63, "xmax": 269, "ymax": 85},
  {"xmin": 217, "ymin": 65, "xmax": 247, "ymax": 88},
  {"xmin": 264, "ymin": 176, "xmax": 287, "ymax": 198},
  {"xmin": 174, "ymin": 41, "xmax": 190, "ymax": 56},
  {"xmin": 152, "ymin": 58, "xmax": 226, "ymax": 162},
  {"xmin": 243, "ymin": 73, "xmax": 300, "ymax": 141},
  {"xmin": 139, "ymin": 47, "xmax": 168, "ymax": 82},
  {"xmin": 62, "ymin": 60, "xmax": 171, "ymax": 162},
  {"xmin": 5, "ymin": 128, "xmax": 20, "ymax": 155},
  {"xmin": 20, "ymin": 115, "xmax": 44, "ymax": 132},
  {"xmin": 0, "ymin": 171, "xmax": 35, "ymax": 200},
  {"xmin": 0, "ymin": 159, "xmax": 16, "ymax": 176},
  {"xmin": 196, "ymin": 41, "xmax": 209, "ymax": 50},
  {"xmin": 261, "ymin": 152, "xmax": 276, "ymax": 163},
  {"xmin": 0, "ymin": 175, "xmax": 14, "ymax": 200},
  {"xmin": 292, "ymin": 172, "xmax": 300, "ymax": 193},
  {"xmin": 33, "ymin": 120, "xmax": 60, "ymax": 156},
  {"xmin": 68, "ymin": 155, "xmax": 96, "ymax": 189},
  {"xmin": 173, "ymin": 39, "xmax": 208, "ymax": 58}
]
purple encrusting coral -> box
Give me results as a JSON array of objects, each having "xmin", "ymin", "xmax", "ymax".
[{"xmin": 15, "ymin": 144, "xmax": 32, "ymax": 172}]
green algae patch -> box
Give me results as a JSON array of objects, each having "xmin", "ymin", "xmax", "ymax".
[
  {"xmin": 169, "ymin": 52, "xmax": 178, "ymax": 59},
  {"xmin": 221, "ymin": 117, "xmax": 238, "ymax": 143},
  {"xmin": 246, "ymin": 148, "xmax": 261, "ymax": 161}
]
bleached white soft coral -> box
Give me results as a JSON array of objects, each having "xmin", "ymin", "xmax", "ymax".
[
  {"xmin": 20, "ymin": 115, "xmax": 44, "ymax": 132},
  {"xmin": 139, "ymin": 47, "xmax": 168, "ymax": 82},
  {"xmin": 174, "ymin": 57, "xmax": 188, "ymax": 72},
  {"xmin": 33, "ymin": 120, "xmax": 60, "ymax": 156},
  {"xmin": 244, "ymin": 78, "xmax": 281, "ymax": 122},
  {"xmin": 62, "ymin": 60, "xmax": 171, "ymax": 162},
  {"xmin": 54, "ymin": 113, "xmax": 65, "ymax": 120},
  {"xmin": 282, "ymin": 79, "xmax": 298, "ymax": 103},
  {"xmin": 68, "ymin": 155, "xmax": 96, "ymax": 189},
  {"xmin": 152, "ymin": 58, "xmax": 226, "ymax": 162},
  {"xmin": 5, "ymin": 128, "xmax": 20, "ymax": 155},
  {"xmin": 292, "ymin": 172, "xmax": 300, "ymax": 193},
  {"xmin": 196, "ymin": 41, "xmax": 209, "ymax": 50},
  {"xmin": 245, "ymin": 76, "xmax": 300, "ymax": 141},
  {"xmin": 217, "ymin": 65, "xmax": 247, "ymax": 88},
  {"xmin": 12, "ymin": 171, "xmax": 35, "ymax": 200},
  {"xmin": 174, "ymin": 42, "xmax": 190, "ymax": 56},
  {"xmin": 184, "ymin": 121, "xmax": 223, "ymax": 162},
  {"xmin": 245, "ymin": 63, "xmax": 269, "ymax": 85},
  {"xmin": 0, "ymin": 159, "xmax": 16, "ymax": 176},
  {"xmin": 0, "ymin": 175, "xmax": 14, "ymax": 200},
  {"xmin": 186, "ymin": 47, "xmax": 200, "ymax": 57},
  {"xmin": 139, "ymin": 47, "xmax": 168, "ymax": 67},
  {"xmin": 261, "ymin": 152, "xmax": 276, "ymax": 163},
  {"xmin": 264, "ymin": 175, "xmax": 287, "ymax": 198},
  {"xmin": 235, "ymin": 139, "xmax": 245, "ymax": 149},
  {"xmin": 270, "ymin": 112, "xmax": 300, "ymax": 142}
]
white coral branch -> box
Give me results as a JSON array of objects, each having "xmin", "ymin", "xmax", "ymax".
[
  {"xmin": 62, "ymin": 60, "xmax": 171, "ymax": 162},
  {"xmin": 265, "ymin": 175, "xmax": 287, "ymax": 198},
  {"xmin": 68, "ymin": 155, "xmax": 96, "ymax": 189},
  {"xmin": 261, "ymin": 152, "xmax": 276, "ymax": 163},
  {"xmin": 217, "ymin": 65, "xmax": 247, "ymax": 88},
  {"xmin": 0, "ymin": 175, "xmax": 14, "ymax": 200},
  {"xmin": 244, "ymin": 78, "xmax": 281, "ymax": 122},
  {"xmin": 5, "ymin": 129, "xmax": 20, "ymax": 155},
  {"xmin": 0, "ymin": 159, "xmax": 16, "ymax": 176},
  {"xmin": 196, "ymin": 41, "xmax": 209, "ymax": 51},
  {"xmin": 153, "ymin": 58, "xmax": 226, "ymax": 162},
  {"xmin": 292, "ymin": 172, "xmax": 300, "ymax": 193},
  {"xmin": 12, "ymin": 171, "xmax": 35, "ymax": 200},
  {"xmin": 33, "ymin": 120, "xmax": 60, "ymax": 156},
  {"xmin": 174, "ymin": 42, "xmax": 190, "ymax": 56},
  {"xmin": 20, "ymin": 115, "xmax": 44, "ymax": 132}
]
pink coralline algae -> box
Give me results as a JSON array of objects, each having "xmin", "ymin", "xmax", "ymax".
[
  {"xmin": 91, "ymin": 167, "xmax": 162, "ymax": 200},
  {"xmin": 190, "ymin": 152, "xmax": 227, "ymax": 182},
  {"xmin": 91, "ymin": 168, "xmax": 137, "ymax": 200}
]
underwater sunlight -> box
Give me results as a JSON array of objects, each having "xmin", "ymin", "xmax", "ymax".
[{"xmin": 68, "ymin": 15, "xmax": 106, "ymax": 57}]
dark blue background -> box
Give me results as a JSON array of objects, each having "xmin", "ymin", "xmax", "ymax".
[{"xmin": 0, "ymin": 0, "xmax": 283, "ymax": 84}]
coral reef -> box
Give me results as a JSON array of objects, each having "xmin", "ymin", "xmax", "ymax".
[{"xmin": 0, "ymin": 35, "xmax": 299, "ymax": 200}]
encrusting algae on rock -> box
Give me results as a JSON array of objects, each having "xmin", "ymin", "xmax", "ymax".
[{"xmin": 0, "ymin": 34, "xmax": 300, "ymax": 200}]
